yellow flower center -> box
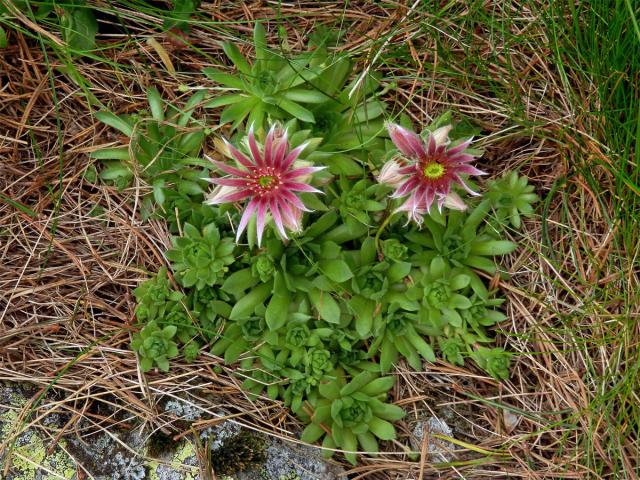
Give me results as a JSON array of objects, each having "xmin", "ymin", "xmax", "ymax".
[
  {"xmin": 423, "ymin": 162, "xmax": 445, "ymax": 180},
  {"xmin": 258, "ymin": 175, "xmax": 275, "ymax": 188}
]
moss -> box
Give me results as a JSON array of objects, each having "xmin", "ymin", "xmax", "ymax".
[
  {"xmin": 147, "ymin": 431, "xmax": 178, "ymax": 458},
  {"xmin": 211, "ymin": 430, "xmax": 267, "ymax": 475}
]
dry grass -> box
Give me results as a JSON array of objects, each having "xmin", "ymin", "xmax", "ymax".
[{"xmin": 1, "ymin": 1, "xmax": 638, "ymax": 478}]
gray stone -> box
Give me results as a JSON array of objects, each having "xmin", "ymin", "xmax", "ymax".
[
  {"xmin": 410, "ymin": 416, "xmax": 455, "ymax": 462},
  {"xmin": 238, "ymin": 437, "xmax": 344, "ymax": 480},
  {"xmin": 0, "ymin": 383, "xmax": 343, "ymax": 480}
]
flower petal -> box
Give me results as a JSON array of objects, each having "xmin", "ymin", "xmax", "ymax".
[
  {"xmin": 284, "ymin": 166, "xmax": 325, "ymax": 179},
  {"xmin": 282, "ymin": 182, "xmax": 322, "ymax": 194},
  {"xmin": 263, "ymin": 124, "xmax": 276, "ymax": 167},
  {"xmin": 377, "ymin": 160, "xmax": 405, "ymax": 187},
  {"xmin": 281, "ymin": 190, "xmax": 311, "ymax": 212},
  {"xmin": 272, "ymin": 131, "xmax": 289, "ymax": 169},
  {"xmin": 205, "ymin": 185, "xmax": 237, "ymax": 204},
  {"xmin": 427, "ymin": 135, "xmax": 437, "ymax": 156},
  {"xmin": 208, "ymin": 177, "xmax": 251, "ymax": 187},
  {"xmin": 422, "ymin": 187, "xmax": 436, "ymax": 213},
  {"xmin": 441, "ymin": 191, "xmax": 468, "ymax": 211},
  {"xmin": 269, "ymin": 198, "xmax": 288, "ymax": 239},
  {"xmin": 448, "ymin": 153, "xmax": 477, "ymax": 165},
  {"xmin": 387, "ymin": 123, "xmax": 426, "ymax": 158},
  {"xmin": 280, "ymin": 200, "xmax": 302, "ymax": 232},
  {"xmin": 236, "ymin": 198, "xmax": 258, "ymax": 242},
  {"xmin": 431, "ymin": 125, "xmax": 453, "ymax": 146},
  {"xmin": 205, "ymin": 188, "xmax": 252, "ymax": 205},
  {"xmin": 398, "ymin": 165, "xmax": 416, "ymax": 175},
  {"xmin": 455, "ymin": 164, "xmax": 487, "ymax": 176},
  {"xmin": 454, "ymin": 175, "xmax": 480, "ymax": 196},
  {"xmin": 247, "ymin": 126, "xmax": 263, "ymax": 167},
  {"xmin": 446, "ymin": 139, "xmax": 473, "ymax": 156},
  {"xmin": 282, "ymin": 142, "xmax": 308, "ymax": 170},
  {"xmin": 211, "ymin": 160, "xmax": 249, "ymax": 178},
  {"xmin": 390, "ymin": 177, "xmax": 419, "ymax": 198},
  {"xmin": 256, "ymin": 199, "xmax": 268, "ymax": 246},
  {"xmin": 224, "ymin": 139, "xmax": 254, "ymax": 169}
]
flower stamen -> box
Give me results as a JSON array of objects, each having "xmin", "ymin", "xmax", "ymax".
[
  {"xmin": 423, "ymin": 162, "xmax": 445, "ymax": 180},
  {"xmin": 258, "ymin": 175, "xmax": 275, "ymax": 188},
  {"xmin": 205, "ymin": 125, "xmax": 325, "ymax": 245}
]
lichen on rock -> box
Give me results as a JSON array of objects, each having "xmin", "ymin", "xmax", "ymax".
[
  {"xmin": 410, "ymin": 416, "xmax": 455, "ymax": 462},
  {"xmin": 1, "ymin": 384, "xmax": 344, "ymax": 480},
  {"xmin": 237, "ymin": 438, "xmax": 344, "ymax": 480},
  {"xmin": 0, "ymin": 383, "xmax": 77, "ymax": 480}
]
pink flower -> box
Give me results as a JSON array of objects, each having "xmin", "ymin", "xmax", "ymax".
[
  {"xmin": 382, "ymin": 122, "xmax": 485, "ymax": 224},
  {"xmin": 377, "ymin": 159, "xmax": 405, "ymax": 187},
  {"xmin": 205, "ymin": 125, "xmax": 324, "ymax": 245}
]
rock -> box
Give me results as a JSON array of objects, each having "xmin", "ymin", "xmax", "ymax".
[
  {"xmin": 0, "ymin": 383, "xmax": 77, "ymax": 480},
  {"xmin": 410, "ymin": 416, "xmax": 455, "ymax": 462},
  {"xmin": 237, "ymin": 437, "xmax": 344, "ymax": 480},
  {"xmin": 0, "ymin": 384, "xmax": 343, "ymax": 480}
]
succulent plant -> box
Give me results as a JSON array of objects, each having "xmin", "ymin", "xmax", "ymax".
[
  {"xmin": 203, "ymin": 23, "xmax": 332, "ymax": 130},
  {"xmin": 131, "ymin": 321, "xmax": 179, "ymax": 372},
  {"xmin": 304, "ymin": 66, "xmax": 389, "ymax": 175},
  {"xmin": 487, "ymin": 171, "xmax": 539, "ymax": 229},
  {"xmin": 166, "ymin": 223, "xmax": 235, "ymax": 290},
  {"xmin": 407, "ymin": 201, "xmax": 517, "ymax": 279},
  {"xmin": 331, "ymin": 177, "xmax": 385, "ymax": 230},
  {"xmin": 300, "ymin": 370, "xmax": 404, "ymax": 465},
  {"xmin": 160, "ymin": 301, "xmax": 198, "ymax": 344},
  {"xmin": 439, "ymin": 336, "xmax": 466, "ymax": 366},
  {"xmin": 125, "ymin": 88, "xmax": 535, "ymax": 463},
  {"xmin": 381, "ymin": 238, "xmax": 409, "ymax": 262},
  {"xmin": 471, "ymin": 347, "xmax": 512, "ymax": 380},
  {"xmin": 187, "ymin": 287, "xmax": 231, "ymax": 340},
  {"xmin": 407, "ymin": 257, "xmax": 474, "ymax": 332},
  {"xmin": 251, "ymin": 251, "xmax": 277, "ymax": 283},
  {"xmin": 92, "ymin": 88, "xmax": 209, "ymax": 221},
  {"xmin": 133, "ymin": 267, "xmax": 184, "ymax": 322},
  {"xmin": 368, "ymin": 304, "xmax": 436, "ymax": 373},
  {"xmin": 182, "ymin": 340, "xmax": 202, "ymax": 363}
]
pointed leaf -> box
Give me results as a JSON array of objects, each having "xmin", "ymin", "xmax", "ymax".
[
  {"xmin": 387, "ymin": 261, "xmax": 411, "ymax": 283},
  {"xmin": 308, "ymin": 289, "xmax": 341, "ymax": 324},
  {"xmin": 342, "ymin": 430, "xmax": 358, "ymax": 465},
  {"xmin": 359, "ymin": 377, "xmax": 395, "ymax": 397},
  {"xmin": 321, "ymin": 259, "xmax": 353, "ymax": 283},
  {"xmin": 224, "ymin": 340, "xmax": 248, "ymax": 363},
  {"xmin": 155, "ymin": 356, "xmax": 170, "ymax": 372},
  {"xmin": 349, "ymin": 296, "xmax": 376, "ymax": 338},
  {"xmin": 318, "ymin": 380, "xmax": 341, "ymax": 400},
  {"xmin": 301, "ymin": 423, "xmax": 326, "ymax": 443},
  {"xmin": 203, "ymin": 68, "xmax": 245, "ymax": 89},
  {"xmin": 95, "ymin": 111, "xmax": 134, "ymax": 137},
  {"xmin": 276, "ymin": 98, "xmax": 315, "ymax": 123},
  {"xmin": 340, "ymin": 371, "xmax": 374, "ymax": 397},
  {"xmin": 147, "ymin": 87, "xmax": 165, "ymax": 122},
  {"xmin": 368, "ymin": 417, "xmax": 396, "ymax": 440},
  {"xmin": 406, "ymin": 327, "xmax": 436, "ymax": 362},
  {"xmin": 90, "ymin": 147, "xmax": 130, "ymax": 160},
  {"xmin": 357, "ymin": 431, "xmax": 379, "ymax": 455},
  {"xmin": 229, "ymin": 282, "xmax": 272, "ymax": 320},
  {"xmin": 470, "ymin": 240, "xmax": 518, "ymax": 256},
  {"xmin": 369, "ymin": 399, "xmax": 406, "ymax": 421},
  {"xmin": 282, "ymin": 88, "xmax": 328, "ymax": 103},
  {"xmin": 222, "ymin": 42, "xmax": 252, "ymax": 74},
  {"xmin": 222, "ymin": 268, "xmax": 256, "ymax": 295},
  {"xmin": 465, "ymin": 255, "xmax": 497, "ymax": 274}
]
